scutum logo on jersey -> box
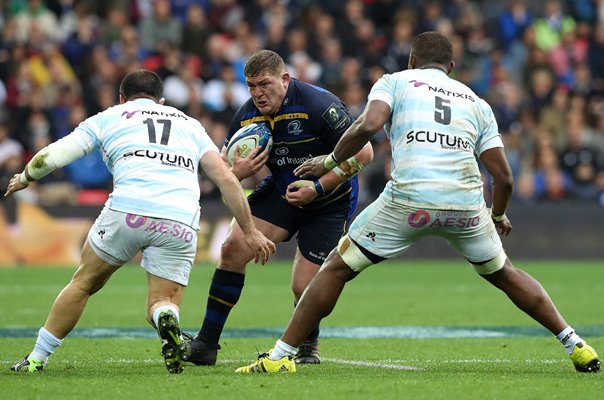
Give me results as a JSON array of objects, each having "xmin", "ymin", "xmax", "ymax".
[
  {"xmin": 408, "ymin": 210, "xmax": 430, "ymax": 228},
  {"xmin": 123, "ymin": 150, "xmax": 195, "ymax": 172},
  {"xmin": 406, "ymin": 130, "xmax": 472, "ymax": 152}
]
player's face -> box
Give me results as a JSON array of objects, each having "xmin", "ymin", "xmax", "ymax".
[{"xmin": 246, "ymin": 71, "xmax": 289, "ymax": 115}]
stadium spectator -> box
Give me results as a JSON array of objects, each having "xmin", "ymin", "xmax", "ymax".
[
  {"xmin": 235, "ymin": 31, "xmax": 601, "ymax": 375},
  {"xmin": 184, "ymin": 49, "xmax": 373, "ymax": 367},
  {"xmin": 0, "ymin": 123, "xmax": 23, "ymax": 224},
  {"xmin": 180, "ymin": 3, "xmax": 213, "ymax": 58},
  {"xmin": 5, "ymin": 69, "xmax": 275, "ymax": 374},
  {"xmin": 138, "ymin": 0, "xmax": 183, "ymax": 54},
  {"xmin": 12, "ymin": 0, "xmax": 60, "ymax": 45}
]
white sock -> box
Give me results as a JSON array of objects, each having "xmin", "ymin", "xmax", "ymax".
[
  {"xmin": 30, "ymin": 327, "xmax": 63, "ymax": 364},
  {"xmin": 152, "ymin": 304, "xmax": 180, "ymax": 329},
  {"xmin": 270, "ymin": 339, "xmax": 297, "ymax": 360},
  {"xmin": 556, "ymin": 326, "xmax": 583, "ymax": 355}
]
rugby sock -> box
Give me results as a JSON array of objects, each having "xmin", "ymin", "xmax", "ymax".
[
  {"xmin": 270, "ymin": 339, "xmax": 297, "ymax": 360},
  {"xmin": 197, "ymin": 269, "xmax": 244, "ymax": 345},
  {"xmin": 152, "ymin": 304, "xmax": 180, "ymax": 329},
  {"xmin": 556, "ymin": 326, "xmax": 583, "ymax": 355},
  {"xmin": 30, "ymin": 327, "xmax": 63, "ymax": 364}
]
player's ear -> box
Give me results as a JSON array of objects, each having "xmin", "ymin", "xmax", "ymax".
[
  {"xmin": 282, "ymin": 72, "xmax": 291, "ymax": 87},
  {"xmin": 159, "ymin": 97, "xmax": 166, "ymax": 105},
  {"xmin": 119, "ymin": 93, "xmax": 127, "ymax": 104},
  {"xmin": 408, "ymin": 54, "xmax": 416, "ymax": 70},
  {"xmin": 447, "ymin": 61, "xmax": 455, "ymax": 75}
]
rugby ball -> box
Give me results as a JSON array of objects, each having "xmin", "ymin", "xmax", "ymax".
[{"xmin": 226, "ymin": 123, "xmax": 273, "ymax": 167}]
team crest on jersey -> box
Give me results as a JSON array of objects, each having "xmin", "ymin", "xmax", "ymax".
[
  {"xmin": 321, "ymin": 103, "xmax": 350, "ymax": 133},
  {"xmin": 287, "ymin": 120, "xmax": 303, "ymax": 135}
]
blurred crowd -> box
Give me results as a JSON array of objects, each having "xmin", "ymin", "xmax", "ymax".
[{"xmin": 2, "ymin": 0, "xmax": 604, "ymax": 209}]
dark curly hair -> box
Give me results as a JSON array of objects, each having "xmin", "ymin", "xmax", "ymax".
[{"xmin": 411, "ymin": 31, "xmax": 453, "ymax": 67}]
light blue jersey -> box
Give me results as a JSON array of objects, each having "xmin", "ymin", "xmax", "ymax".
[
  {"xmin": 69, "ymin": 98, "xmax": 219, "ymax": 229},
  {"xmin": 368, "ymin": 68, "xmax": 503, "ymax": 210}
]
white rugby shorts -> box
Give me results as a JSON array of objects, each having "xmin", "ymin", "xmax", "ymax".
[
  {"xmin": 348, "ymin": 192, "xmax": 502, "ymax": 265},
  {"xmin": 87, "ymin": 207, "xmax": 197, "ymax": 286}
]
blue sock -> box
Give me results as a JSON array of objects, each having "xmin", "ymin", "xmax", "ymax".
[{"xmin": 197, "ymin": 269, "xmax": 244, "ymax": 345}]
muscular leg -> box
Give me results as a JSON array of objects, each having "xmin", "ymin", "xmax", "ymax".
[
  {"xmin": 481, "ymin": 258, "xmax": 567, "ymax": 335},
  {"xmin": 281, "ymin": 249, "xmax": 357, "ymax": 348},
  {"xmin": 291, "ymin": 248, "xmax": 322, "ymax": 362},
  {"xmin": 146, "ymin": 273, "xmax": 185, "ymax": 326},
  {"xmin": 18, "ymin": 240, "xmax": 121, "ymax": 367},
  {"xmin": 194, "ymin": 217, "xmax": 289, "ymax": 349},
  {"xmin": 291, "ymin": 248, "xmax": 321, "ymax": 302},
  {"xmin": 44, "ymin": 240, "xmax": 121, "ymax": 339}
]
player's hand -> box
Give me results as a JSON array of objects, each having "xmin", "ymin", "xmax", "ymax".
[
  {"xmin": 244, "ymin": 229, "xmax": 276, "ymax": 265},
  {"xmin": 231, "ymin": 146, "xmax": 270, "ymax": 180},
  {"xmin": 285, "ymin": 180, "xmax": 318, "ymax": 206},
  {"xmin": 4, "ymin": 173, "xmax": 28, "ymax": 198},
  {"xmin": 492, "ymin": 215, "xmax": 512, "ymax": 236},
  {"xmin": 294, "ymin": 155, "xmax": 329, "ymax": 178}
]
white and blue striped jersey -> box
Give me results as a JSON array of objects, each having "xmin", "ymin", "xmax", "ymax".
[
  {"xmin": 368, "ymin": 68, "xmax": 503, "ymax": 210},
  {"xmin": 69, "ymin": 98, "xmax": 219, "ymax": 229}
]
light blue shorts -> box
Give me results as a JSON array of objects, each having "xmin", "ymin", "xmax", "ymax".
[{"xmin": 88, "ymin": 207, "xmax": 197, "ymax": 286}]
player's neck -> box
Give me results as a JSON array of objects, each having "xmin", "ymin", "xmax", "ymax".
[{"xmin": 418, "ymin": 64, "xmax": 447, "ymax": 74}]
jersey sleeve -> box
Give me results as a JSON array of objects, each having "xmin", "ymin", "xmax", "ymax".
[
  {"xmin": 69, "ymin": 116, "xmax": 102, "ymax": 155},
  {"xmin": 317, "ymin": 94, "xmax": 353, "ymax": 148},
  {"xmin": 367, "ymin": 74, "xmax": 395, "ymax": 108},
  {"xmin": 475, "ymin": 99, "xmax": 504, "ymax": 155}
]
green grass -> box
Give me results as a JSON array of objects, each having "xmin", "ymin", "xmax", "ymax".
[{"xmin": 1, "ymin": 260, "xmax": 603, "ymax": 399}]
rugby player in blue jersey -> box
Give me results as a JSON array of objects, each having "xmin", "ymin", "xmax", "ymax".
[
  {"xmin": 5, "ymin": 69, "xmax": 275, "ymax": 374},
  {"xmin": 185, "ymin": 50, "xmax": 373, "ymax": 365}
]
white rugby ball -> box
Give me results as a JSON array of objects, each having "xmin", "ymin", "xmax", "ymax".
[{"xmin": 226, "ymin": 123, "xmax": 273, "ymax": 167}]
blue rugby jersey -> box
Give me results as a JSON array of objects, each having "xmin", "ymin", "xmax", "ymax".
[{"xmin": 226, "ymin": 78, "xmax": 358, "ymax": 210}]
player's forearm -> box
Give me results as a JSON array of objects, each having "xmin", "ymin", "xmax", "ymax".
[
  {"xmin": 332, "ymin": 120, "xmax": 375, "ymax": 164},
  {"xmin": 19, "ymin": 136, "xmax": 86, "ymax": 185},
  {"xmin": 217, "ymin": 174, "xmax": 256, "ymax": 234},
  {"xmin": 491, "ymin": 177, "xmax": 513, "ymax": 217},
  {"xmin": 319, "ymin": 143, "xmax": 373, "ymax": 191}
]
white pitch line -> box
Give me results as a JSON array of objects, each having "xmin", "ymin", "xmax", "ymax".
[
  {"xmin": 0, "ymin": 358, "xmax": 565, "ymax": 368},
  {"xmin": 323, "ymin": 358, "xmax": 421, "ymax": 370}
]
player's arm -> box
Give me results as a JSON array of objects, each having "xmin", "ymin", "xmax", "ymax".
[
  {"xmin": 4, "ymin": 135, "xmax": 86, "ymax": 197},
  {"xmin": 199, "ymin": 150, "xmax": 276, "ymax": 264},
  {"xmin": 286, "ymin": 142, "xmax": 373, "ymax": 206},
  {"xmin": 480, "ymin": 146, "xmax": 514, "ymax": 236},
  {"xmin": 294, "ymin": 100, "xmax": 390, "ymax": 179},
  {"xmin": 222, "ymin": 144, "xmax": 269, "ymax": 181}
]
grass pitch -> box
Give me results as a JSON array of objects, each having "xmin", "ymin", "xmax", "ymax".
[{"xmin": 1, "ymin": 260, "xmax": 602, "ymax": 399}]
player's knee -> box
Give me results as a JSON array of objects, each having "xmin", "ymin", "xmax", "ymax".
[
  {"xmin": 219, "ymin": 236, "xmax": 250, "ymax": 270},
  {"xmin": 337, "ymin": 235, "xmax": 374, "ymax": 272},
  {"xmin": 470, "ymin": 249, "xmax": 508, "ymax": 275},
  {"xmin": 291, "ymin": 281, "xmax": 306, "ymax": 299}
]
